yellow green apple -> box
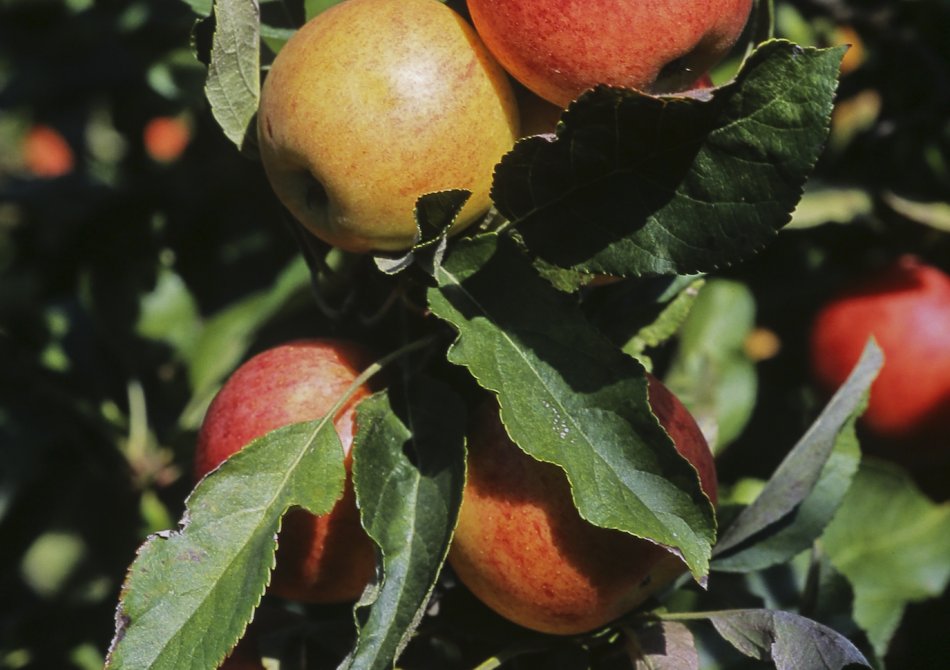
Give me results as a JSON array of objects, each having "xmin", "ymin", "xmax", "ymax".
[{"xmin": 257, "ymin": 0, "xmax": 520, "ymax": 253}]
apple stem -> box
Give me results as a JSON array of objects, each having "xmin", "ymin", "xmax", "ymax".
[{"xmin": 327, "ymin": 334, "xmax": 442, "ymax": 421}]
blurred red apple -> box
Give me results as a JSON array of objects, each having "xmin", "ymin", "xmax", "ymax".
[
  {"xmin": 466, "ymin": 0, "xmax": 751, "ymax": 107},
  {"xmin": 144, "ymin": 115, "xmax": 191, "ymax": 163},
  {"xmin": 22, "ymin": 124, "xmax": 74, "ymax": 178},
  {"xmin": 448, "ymin": 375, "xmax": 717, "ymax": 634},
  {"xmin": 810, "ymin": 255, "xmax": 950, "ymax": 443},
  {"xmin": 194, "ymin": 339, "xmax": 378, "ymax": 603}
]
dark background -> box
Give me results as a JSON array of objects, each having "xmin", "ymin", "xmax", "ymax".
[{"xmin": 1, "ymin": 0, "xmax": 947, "ymax": 668}]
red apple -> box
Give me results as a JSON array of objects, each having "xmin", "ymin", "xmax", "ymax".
[
  {"xmin": 21, "ymin": 124, "xmax": 74, "ymax": 178},
  {"xmin": 810, "ymin": 255, "xmax": 950, "ymax": 443},
  {"xmin": 144, "ymin": 115, "xmax": 192, "ymax": 163},
  {"xmin": 466, "ymin": 0, "xmax": 752, "ymax": 106},
  {"xmin": 448, "ymin": 375, "xmax": 717, "ymax": 634},
  {"xmin": 194, "ymin": 339, "xmax": 378, "ymax": 603}
]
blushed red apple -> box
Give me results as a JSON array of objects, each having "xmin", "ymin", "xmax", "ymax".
[
  {"xmin": 448, "ymin": 375, "xmax": 717, "ymax": 635},
  {"xmin": 257, "ymin": 0, "xmax": 520, "ymax": 253},
  {"xmin": 466, "ymin": 0, "xmax": 752, "ymax": 106},
  {"xmin": 810, "ymin": 255, "xmax": 950, "ymax": 443},
  {"xmin": 194, "ymin": 339, "xmax": 378, "ymax": 603}
]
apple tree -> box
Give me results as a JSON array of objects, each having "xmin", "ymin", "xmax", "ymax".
[{"xmin": 2, "ymin": 0, "xmax": 948, "ymax": 669}]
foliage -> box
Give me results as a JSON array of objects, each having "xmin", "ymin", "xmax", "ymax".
[{"xmin": 1, "ymin": 0, "xmax": 948, "ymax": 669}]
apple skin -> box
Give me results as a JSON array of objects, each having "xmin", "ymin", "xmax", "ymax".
[
  {"xmin": 448, "ymin": 375, "xmax": 717, "ymax": 635},
  {"xmin": 466, "ymin": 0, "xmax": 752, "ymax": 107},
  {"xmin": 194, "ymin": 339, "xmax": 378, "ymax": 603},
  {"xmin": 258, "ymin": 0, "xmax": 520, "ymax": 253},
  {"xmin": 810, "ymin": 255, "xmax": 950, "ymax": 443}
]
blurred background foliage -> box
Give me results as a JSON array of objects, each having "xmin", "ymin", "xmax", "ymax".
[{"xmin": 0, "ymin": 0, "xmax": 947, "ymax": 668}]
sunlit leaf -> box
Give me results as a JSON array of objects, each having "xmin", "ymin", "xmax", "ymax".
[
  {"xmin": 206, "ymin": 0, "xmax": 260, "ymax": 148},
  {"xmin": 711, "ymin": 340, "xmax": 882, "ymax": 571},
  {"xmin": 622, "ymin": 277, "xmax": 705, "ymax": 370},
  {"xmin": 179, "ymin": 257, "xmax": 310, "ymax": 430},
  {"xmin": 822, "ymin": 458, "xmax": 950, "ymax": 658},
  {"xmin": 663, "ymin": 279, "xmax": 758, "ymax": 452},
  {"xmin": 342, "ymin": 381, "xmax": 465, "ymax": 669},
  {"xmin": 427, "ymin": 234, "xmax": 715, "ymax": 578},
  {"xmin": 106, "ymin": 420, "xmax": 346, "ymax": 670}
]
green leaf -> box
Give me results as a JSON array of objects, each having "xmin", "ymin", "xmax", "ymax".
[
  {"xmin": 821, "ymin": 458, "xmax": 950, "ymax": 658},
  {"xmin": 789, "ymin": 185, "xmax": 873, "ymax": 229},
  {"xmin": 703, "ymin": 609, "xmax": 870, "ymax": 669},
  {"xmin": 747, "ymin": 0, "xmax": 776, "ymax": 50},
  {"xmin": 304, "ymin": 0, "xmax": 346, "ymax": 20},
  {"xmin": 181, "ymin": 0, "xmax": 212, "ymax": 17},
  {"xmin": 179, "ymin": 256, "xmax": 310, "ymax": 430},
  {"xmin": 883, "ymin": 191, "xmax": 950, "ymax": 232},
  {"xmin": 106, "ymin": 420, "xmax": 347, "ymax": 670},
  {"xmin": 136, "ymin": 266, "xmax": 202, "ymax": 357},
  {"xmin": 427, "ymin": 234, "xmax": 715, "ymax": 579},
  {"xmin": 373, "ymin": 190, "xmax": 471, "ymax": 276},
  {"xmin": 625, "ymin": 621, "xmax": 699, "ymax": 670},
  {"xmin": 711, "ymin": 340, "xmax": 882, "ymax": 571},
  {"xmin": 663, "ymin": 279, "xmax": 758, "ymax": 452},
  {"xmin": 494, "ymin": 40, "xmax": 843, "ymax": 277},
  {"xmin": 415, "ymin": 190, "xmax": 471, "ymax": 250},
  {"xmin": 206, "ymin": 0, "xmax": 261, "ymax": 149},
  {"xmin": 621, "ymin": 277, "xmax": 705, "ymax": 369},
  {"xmin": 342, "ymin": 380, "xmax": 466, "ymax": 670}
]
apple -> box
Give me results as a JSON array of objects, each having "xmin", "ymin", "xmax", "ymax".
[
  {"xmin": 466, "ymin": 0, "xmax": 752, "ymax": 107},
  {"xmin": 448, "ymin": 375, "xmax": 717, "ymax": 635},
  {"xmin": 810, "ymin": 255, "xmax": 950, "ymax": 443},
  {"xmin": 144, "ymin": 115, "xmax": 192, "ymax": 163},
  {"xmin": 21, "ymin": 124, "xmax": 74, "ymax": 178},
  {"xmin": 516, "ymin": 87, "xmax": 564, "ymax": 137},
  {"xmin": 194, "ymin": 339, "xmax": 378, "ymax": 603},
  {"xmin": 257, "ymin": 0, "xmax": 520, "ymax": 253}
]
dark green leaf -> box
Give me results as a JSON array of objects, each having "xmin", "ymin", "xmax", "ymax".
[
  {"xmin": 342, "ymin": 381, "xmax": 466, "ymax": 670},
  {"xmin": 494, "ymin": 41, "xmax": 843, "ymax": 277},
  {"xmin": 747, "ymin": 0, "xmax": 776, "ymax": 51},
  {"xmin": 106, "ymin": 420, "xmax": 347, "ymax": 670},
  {"xmin": 427, "ymin": 234, "xmax": 715, "ymax": 578},
  {"xmin": 415, "ymin": 190, "xmax": 471, "ymax": 248},
  {"xmin": 206, "ymin": 0, "xmax": 261, "ymax": 149},
  {"xmin": 705, "ymin": 609, "xmax": 870, "ymax": 669},
  {"xmin": 625, "ymin": 621, "xmax": 699, "ymax": 670},
  {"xmin": 822, "ymin": 458, "xmax": 950, "ymax": 658},
  {"xmin": 373, "ymin": 190, "xmax": 470, "ymax": 276},
  {"xmin": 711, "ymin": 340, "xmax": 882, "ymax": 570}
]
